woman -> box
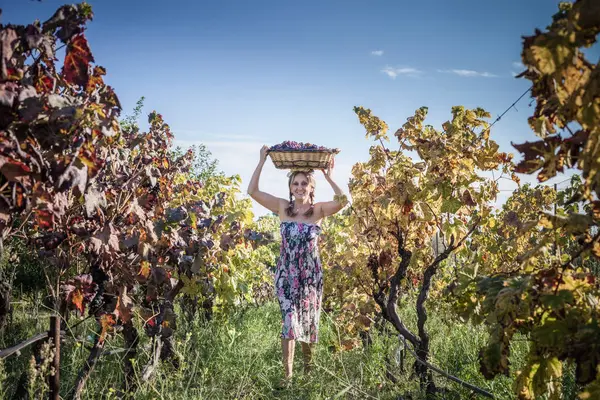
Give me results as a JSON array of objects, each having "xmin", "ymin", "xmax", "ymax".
[{"xmin": 247, "ymin": 145, "xmax": 347, "ymax": 384}]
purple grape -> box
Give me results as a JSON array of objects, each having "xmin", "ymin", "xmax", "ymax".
[{"xmin": 269, "ymin": 141, "xmax": 339, "ymax": 152}]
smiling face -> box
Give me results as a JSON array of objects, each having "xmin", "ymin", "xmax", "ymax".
[{"xmin": 288, "ymin": 172, "xmax": 314, "ymax": 203}]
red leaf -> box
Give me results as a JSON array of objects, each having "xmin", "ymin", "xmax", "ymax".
[
  {"xmin": 37, "ymin": 75, "xmax": 54, "ymax": 92},
  {"xmin": 71, "ymin": 289, "xmax": 84, "ymax": 313},
  {"xmin": 62, "ymin": 34, "xmax": 94, "ymax": 87},
  {"xmin": 61, "ymin": 274, "xmax": 97, "ymax": 314},
  {"xmin": 86, "ymin": 65, "xmax": 106, "ymax": 93},
  {"xmin": 35, "ymin": 209, "xmax": 54, "ymax": 229},
  {"xmin": 99, "ymin": 314, "xmax": 115, "ymax": 344},
  {"xmin": 79, "ymin": 141, "xmax": 104, "ymax": 178},
  {"xmin": 114, "ymin": 290, "xmax": 133, "ymax": 323}
]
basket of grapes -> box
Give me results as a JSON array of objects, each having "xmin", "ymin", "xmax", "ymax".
[{"xmin": 268, "ymin": 141, "xmax": 340, "ymax": 171}]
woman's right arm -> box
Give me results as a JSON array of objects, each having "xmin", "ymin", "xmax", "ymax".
[{"xmin": 247, "ymin": 145, "xmax": 286, "ymax": 215}]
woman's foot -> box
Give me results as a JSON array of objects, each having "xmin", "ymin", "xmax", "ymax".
[{"xmin": 275, "ymin": 376, "xmax": 292, "ymax": 390}]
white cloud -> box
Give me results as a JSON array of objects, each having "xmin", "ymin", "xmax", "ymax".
[
  {"xmin": 381, "ymin": 66, "xmax": 422, "ymax": 79},
  {"xmin": 437, "ymin": 69, "xmax": 497, "ymax": 78},
  {"xmin": 371, "ymin": 50, "xmax": 384, "ymax": 56}
]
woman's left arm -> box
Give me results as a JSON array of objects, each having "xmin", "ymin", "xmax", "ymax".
[{"xmin": 318, "ymin": 159, "xmax": 349, "ymax": 218}]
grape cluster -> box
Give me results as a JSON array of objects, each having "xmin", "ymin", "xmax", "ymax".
[{"xmin": 269, "ymin": 141, "xmax": 337, "ymax": 152}]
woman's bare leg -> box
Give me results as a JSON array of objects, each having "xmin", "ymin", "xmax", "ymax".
[
  {"xmin": 301, "ymin": 342, "xmax": 315, "ymax": 373},
  {"xmin": 282, "ymin": 339, "xmax": 295, "ymax": 379}
]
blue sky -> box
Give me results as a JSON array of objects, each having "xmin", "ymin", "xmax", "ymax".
[{"xmin": 5, "ymin": 0, "xmax": 596, "ymax": 217}]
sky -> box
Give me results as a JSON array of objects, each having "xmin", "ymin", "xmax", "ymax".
[{"xmin": 4, "ymin": 0, "xmax": 598, "ymax": 218}]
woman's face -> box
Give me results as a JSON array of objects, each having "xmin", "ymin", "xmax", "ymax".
[{"xmin": 290, "ymin": 173, "xmax": 312, "ymax": 201}]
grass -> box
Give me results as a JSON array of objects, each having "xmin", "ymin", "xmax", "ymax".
[
  {"xmin": 68, "ymin": 303, "xmax": 405, "ymax": 400},
  {"xmin": 1, "ymin": 298, "xmax": 580, "ymax": 399}
]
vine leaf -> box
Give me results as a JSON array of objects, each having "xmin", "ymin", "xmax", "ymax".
[
  {"xmin": 99, "ymin": 314, "xmax": 115, "ymax": 344},
  {"xmin": 62, "ymin": 34, "xmax": 94, "ymax": 87},
  {"xmin": 115, "ymin": 290, "xmax": 133, "ymax": 323}
]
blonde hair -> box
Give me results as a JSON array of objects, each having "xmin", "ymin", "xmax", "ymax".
[{"xmin": 286, "ymin": 170, "xmax": 315, "ymax": 217}]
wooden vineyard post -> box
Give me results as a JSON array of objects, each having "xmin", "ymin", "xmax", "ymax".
[
  {"xmin": 49, "ymin": 315, "xmax": 60, "ymax": 400},
  {"xmin": 554, "ymin": 183, "xmax": 560, "ymax": 258}
]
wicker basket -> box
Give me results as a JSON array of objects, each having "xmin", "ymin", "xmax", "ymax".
[{"xmin": 268, "ymin": 148, "xmax": 340, "ymax": 171}]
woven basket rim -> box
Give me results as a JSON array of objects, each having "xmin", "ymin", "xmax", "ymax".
[
  {"xmin": 267, "ymin": 145, "xmax": 339, "ymax": 171},
  {"xmin": 267, "ymin": 149, "xmax": 340, "ymax": 154},
  {"xmin": 268, "ymin": 152, "xmax": 335, "ymax": 163}
]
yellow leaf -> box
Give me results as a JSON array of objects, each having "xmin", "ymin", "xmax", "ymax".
[{"xmin": 138, "ymin": 261, "xmax": 151, "ymax": 278}]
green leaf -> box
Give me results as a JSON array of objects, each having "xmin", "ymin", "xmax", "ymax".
[
  {"xmin": 515, "ymin": 360, "xmax": 539, "ymax": 400},
  {"xmin": 441, "ymin": 197, "xmax": 462, "ymax": 213},
  {"xmin": 540, "ymin": 290, "xmax": 575, "ymax": 309},
  {"xmin": 532, "ymin": 357, "xmax": 562, "ymax": 400},
  {"xmin": 532, "ymin": 320, "xmax": 568, "ymax": 350}
]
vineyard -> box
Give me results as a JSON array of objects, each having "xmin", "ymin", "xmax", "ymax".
[{"xmin": 0, "ymin": 1, "xmax": 599, "ymax": 399}]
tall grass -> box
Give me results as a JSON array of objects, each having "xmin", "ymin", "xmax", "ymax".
[{"xmin": 3, "ymin": 299, "xmax": 577, "ymax": 399}]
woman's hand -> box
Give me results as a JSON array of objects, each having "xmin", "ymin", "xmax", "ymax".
[
  {"xmin": 321, "ymin": 158, "xmax": 334, "ymax": 180},
  {"xmin": 260, "ymin": 145, "xmax": 270, "ymax": 162}
]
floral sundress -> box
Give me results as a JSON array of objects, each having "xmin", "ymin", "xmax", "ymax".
[{"xmin": 274, "ymin": 221, "xmax": 323, "ymax": 343}]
